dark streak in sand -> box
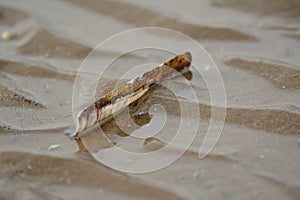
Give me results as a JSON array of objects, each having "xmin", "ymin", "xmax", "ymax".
[{"xmin": 64, "ymin": 0, "xmax": 255, "ymax": 41}]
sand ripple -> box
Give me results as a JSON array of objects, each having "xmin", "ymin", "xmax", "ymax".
[
  {"xmin": 226, "ymin": 57, "xmax": 300, "ymax": 89},
  {"xmin": 0, "ymin": 151, "xmax": 184, "ymax": 200},
  {"xmin": 0, "ymin": 84, "xmax": 43, "ymax": 108},
  {"xmin": 212, "ymin": 0, "xmax": 300, "ymax": 17},
  {"xmin": 0, "ymin": 6, "xmax": 28, "ymax": 26},
  {"xmin": 0, "ymin": 59, "xmax": 75, "ymax": 80},
  {"xmin": 19, "ymin": 29, "xmax": 93, "ymax": 58},
  {"xmin": 64, "ymin": 0, "xmax": 254, "ymax": 41}
]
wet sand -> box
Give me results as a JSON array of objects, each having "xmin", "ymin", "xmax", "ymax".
[{"xmin": 0, "ymin": 0, "xmax": 300, "ymax": 199}]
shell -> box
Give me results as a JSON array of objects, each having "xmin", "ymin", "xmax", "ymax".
[{"xmin": 71, "ymin": 52, "xmax": 192, "ymax": 139}]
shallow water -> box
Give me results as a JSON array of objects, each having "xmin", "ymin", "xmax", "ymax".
[{"xmin": 0, "ymin": 0, "xmax": 299, "ymax": 199}]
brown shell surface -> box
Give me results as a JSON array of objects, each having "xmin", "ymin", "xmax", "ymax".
[
  {"xmin": 73, "ymin": 52, "xmax": 192, "ymax": 138},
  {"xmin": 94, "ymin": 52, "xmax": 191, "ymax": 111}
]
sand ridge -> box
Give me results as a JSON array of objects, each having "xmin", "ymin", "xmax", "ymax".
[
  {"xmin": 64, "ymin": 0, "xmax": 255, "ymax": 41},
  {"xmin": 225, "ymin": 57, "xmax": 300, "ymax": 89}
]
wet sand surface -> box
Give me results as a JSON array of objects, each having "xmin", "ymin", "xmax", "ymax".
[{"xmin": 0, "ymin": 0, "xmax": 299, "ymax": 199}]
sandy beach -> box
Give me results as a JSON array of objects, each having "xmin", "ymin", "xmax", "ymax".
[{"xmin": 0, "ymin": 0, "xmax": 299, "ymax": 199}]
